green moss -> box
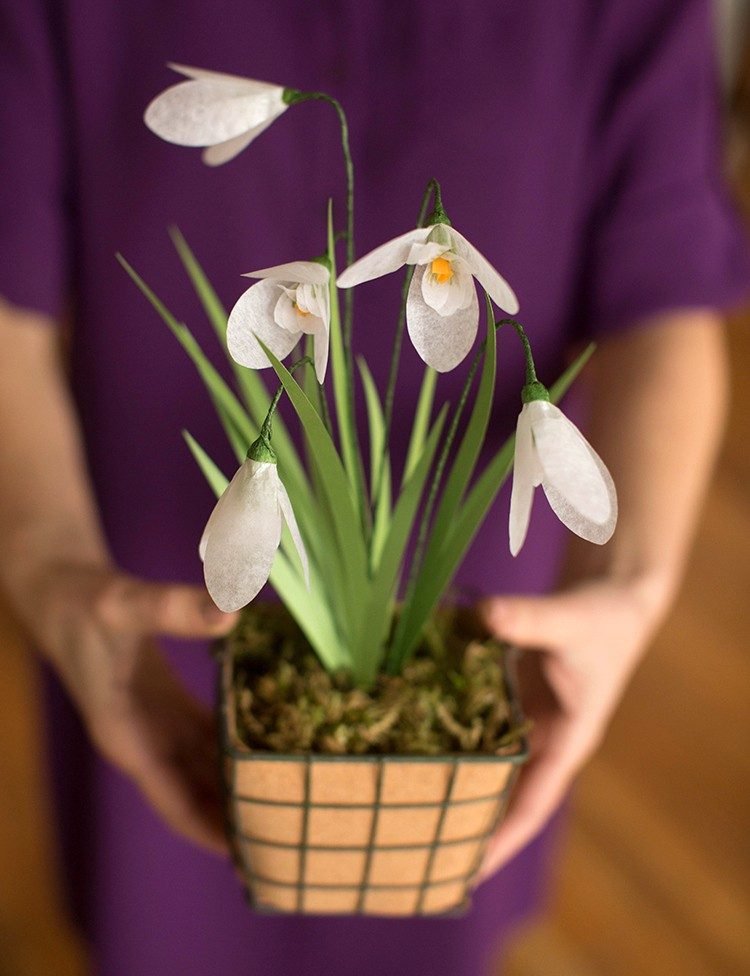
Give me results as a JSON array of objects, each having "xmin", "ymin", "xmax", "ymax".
[{"xmin": 222, "ymin": 605, "xmax": 529, "ymax": 756}]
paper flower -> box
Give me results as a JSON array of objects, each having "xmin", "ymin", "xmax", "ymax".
[
  {"xmin": 144, "ymin": 63, "xmax": 289, "ymax": 166},
  {"xmin": 336, "ymin": 224, "xmax": 518, "ymax": 372},
  {"xmin": 200, "ymin": 455, "xmax": 309, "ymax": 612},
  {"xmin": 227, "ymin": 261, "xmax": 331, "ymax": 383},
  {"xmin": 509, "ymin": 399, "xmax": 617, "ymax": 556}
]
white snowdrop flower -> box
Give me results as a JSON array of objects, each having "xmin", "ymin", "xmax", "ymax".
[
  {"xmin": 227, "ymin": 261, "xmax": 331, "ymax": 383},
  {"xmin": 200, "ymin": 450, "xmax": 309, "ymax": 613},
  {"xmin": 509, "ymin": 399, "xmax": 617, "ymax": 557},
  {"xmin": 144, "ymin": 63, "xmax": 290, "ymax": 166},
  {"xmin": 337, "ymin": 223, "xmax": 518, "ymax": 372}
]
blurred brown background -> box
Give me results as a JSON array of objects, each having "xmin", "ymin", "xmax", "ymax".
[{"xmin": 1, "ymin": 7, "xmax": 749, "ymax": 976}]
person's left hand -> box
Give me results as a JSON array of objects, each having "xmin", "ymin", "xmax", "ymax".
[{"xmin": 473, "ymin": 577, "xmax": 665, "ymax": 883}]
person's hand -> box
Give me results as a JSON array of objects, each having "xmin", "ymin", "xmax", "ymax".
[
  {"xmin": 14, "ymin": 560, "xmax": 238, "ymax": 855},
  {"xmin": 473, "ymin": 576, "xmax": 665, "ymax": 882}
]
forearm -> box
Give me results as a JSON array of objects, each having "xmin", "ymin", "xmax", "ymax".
[
  {"xmin": 0, "ymin": 298, "xmax": 110, "ymax": 610},
  {"xmin": 562, "ymin": 310, "xmax": 729, "ymax": 623}
]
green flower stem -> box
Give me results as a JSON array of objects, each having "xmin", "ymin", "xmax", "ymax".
[
  {"xmin": 284, "ymin": 89, "xmax": 355, "ymax": 353},
  {"xmin": 257, "ymin": 355, "xmax": 315, "ymax": 447},
  {"xmin": 502, "ymin": 318, "xmax": 550, "ymax": 402},
  {"xmin": 384, "ymin": 333, "xmax": 485, "ymax": 675},
  {"xmin": 386, "ymin": 316, "xmax": 541, "ymax": 675},
  {"xmin": 373, "ymin": 178, "xmax": 444, "ymax": 519}
]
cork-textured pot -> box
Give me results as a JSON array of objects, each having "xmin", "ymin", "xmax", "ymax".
[{"xmin": 220, "ymin": 650, "xmax": 528, "ymax": 917}]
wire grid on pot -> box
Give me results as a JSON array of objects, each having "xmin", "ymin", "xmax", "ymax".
[{"xmin": 220, "ymin": 658, "xmax": 528, "ymax": 917}]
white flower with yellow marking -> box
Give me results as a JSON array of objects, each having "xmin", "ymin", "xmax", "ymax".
[
  {"xmin": 509, "ymin": 399, "xmax": 617, "ymax": 556},
  {"xmin": 200, "ymin": 454, "xmax": 308, "ymax": 612},
  {"xmin": 227, "ymin": 261, "xmax": 331, "ymax": 383},
  {"xmin": 144, "ymin": 63, "xmax": 289, "ymax": 166},
  {"xmin": 337, "ymin": 223, "xmax": 518, "ymax": 372}
]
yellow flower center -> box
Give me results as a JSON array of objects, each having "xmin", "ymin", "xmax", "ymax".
[
  {"xmin": 430, "ymin": 256, "xmax": 454, "ymax": 284},
  {"xmin": 294, "ymin": 302, "xmax": 311, "ymax": 317}
]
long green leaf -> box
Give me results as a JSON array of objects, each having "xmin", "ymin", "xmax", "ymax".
[
  {"xmin": 261, "ymin": 341, "xmax": 370, "ymax": 642},
  {"xmin": 419, "ymin": 299, "xmax": 497, "ymax": 569},
  {"xmin": 183, "ymin": 430, "xmax": 349, "ymax": 670},
  {"xmin": 403, "ymin": 366, "xmax": 437, "ymax": 482},
  {"xmin": 390, "ymin": 342, "xmax": 596, "ymax": 664},
  {"xmin": 118, "ymin": 255, "xmax": 257, "ymax": 449},
  {"xmin": 357, "ymin": 357, "xmax": 394, "ymax": 570},
  {"xmin": 183, "ymin": 430, "xmax": 229, "ymax": 496},
  {"xmin": 326, "ymin": 200, "xmax": 362, "ymax": 507},
  {"xmin": 352, "ymin": 405, "xmax": 448, "ymax": 685},
  {"xmin": 168, "ymin": 228, "xmax": 310, "ymax": 500}
]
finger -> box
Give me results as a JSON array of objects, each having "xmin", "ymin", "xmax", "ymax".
[
  {"xmin": 96, "ymin": 576, "xmax": 240, "ymax": 638},
  {"xmin": 475, "ymin": 719, "xmax": 586, "ymax": 883},
  {"xmin": 475, "ymin": 591, "xmax": 587, "ymax": 651}
]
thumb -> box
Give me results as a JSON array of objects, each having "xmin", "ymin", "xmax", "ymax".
[
  {"xmin": 96, "ymin": 575, "xmax": 239, "ymax": 638},
  {"xmin": 475, "ymin": 590, "xmax": 586, "ymax": 651}
]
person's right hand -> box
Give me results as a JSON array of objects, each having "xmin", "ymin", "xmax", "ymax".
[{"xmin": 15, "ymin": 561, "xmax": 238, "ymax": 854}]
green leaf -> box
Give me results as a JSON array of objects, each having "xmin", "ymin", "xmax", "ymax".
[
  {"xmin": 326, "ymin": 200, "xmax": 363, "ymax": 508},
  {"xmin": 183, "ymin": 429, "xmax": 348, "ymax": 670},
  {"xmin": 390, "ymin": 341, "xmax": 596, "ymax": 664},
  {"xmin": 168, "ymin": 229, "xmax": 310, "ymax": 501},
  {"xmin": 260, "ymin": 339, "xmax": 370, "ymax": 643},
  {"xmin": 418, "ymin": 299, "xmax": 497, "ymax": 572},
  {"xmin": 357, "ymin": 357, "xmax": 389, "ymax": 499},
  {"xmin": 403, "ymin": 366, "xmax": 437, "ymax": 482},
  {"xmin": 182, "ymin": 430, "xmax": 229, "ymax": 497},
  {"xmin": 270, "ymin": 546, "xmax": 351, "ymax": 673},
  {"xmin": 352, "ymin": 404, "xmax": 448, "ymax": 685},
  {"xmin": 118, "ymin": 255, "xmax": 257, "ymax": 450}
]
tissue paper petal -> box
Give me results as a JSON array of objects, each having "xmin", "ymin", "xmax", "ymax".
[
  {"xmin": 509, "ymin": 406, "xmax": 540, "ymax": 557},
  {"xmin": 203, "ymin": 462, "xmax": 282, "ymax": 612},
  {"xmin": 407, "ymin": 265, "xmax": 479, "ymax": 372},
  {"xmin": 531, "ymin": 402, "xmax": 617, "ymax": 544},
  {"xmin": 448, "ymin": 227, "xmax": 519, "ymax": 314},
  {"xmin": 228, "ymin": 279, "xmax": 301, "ymax": 368},
  {"xmin": 277, "ymin": 481, "xmax": 310, "ymax": 587},
  {"xmin": 337, "ymin": 227, "xmax": 432, "ymax": 287}
]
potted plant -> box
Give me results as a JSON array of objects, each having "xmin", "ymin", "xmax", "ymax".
[{"xmin": 120, "ymin": 64, "xmax": 617, "ymax": 916}]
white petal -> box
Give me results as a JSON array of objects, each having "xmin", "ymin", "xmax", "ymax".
[
  {"xmin": 144, "ymin": 77, "xmax": 286, "ymax": 147},
  {"xmin": 529, "ymin": 402, "xmax": 618, "ymax": 545},
  {"xmin": 336, "ymin": 227, "xmax": 431, "ymax": 288},
  {"xmin": 227, "ymin": 279, "xmax": 301, "ymax": 368},
  {"xmin": 508, "ymin": 405, "xmax": 541, "ymax": 557},
  {"xmin": 201, "ymin": 118, "xmax": 275, "ymax": 165},
  {"xmin": 166, "ymin": 64, "xmax": 284, "ymax": 95},
  {"xmin": 421, "ymin": 265, "xmax": 474, "ymax": 316},
  {"xmin": 447, "ymin": 227, "xmax": 519, "ymax": 314},
  {"xmin": 203, "ymin": 461, "xmax": 282, "ymax": 612},
  {"xmin": 277, "ymin": 481, "xmax": 310, "ymax": 588},
  {"xmin": 273, "ymin": 289, "xmax": 305, "ymax": 334},
  {"xmin": 312, "ymin": 316, "xmax": 330, "ymax": 383},
  {"xmin": 406, "ymin": 265, "xmax": 479, "ymax": 372},
  {"xmin": 243, "ymin": 261, "xmax": 330, "ymax": 285},
  {"xmin": 406, "ymin": 241, "xmax": 449, "ymax": 266}
]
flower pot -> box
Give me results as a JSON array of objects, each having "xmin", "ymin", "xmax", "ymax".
[{"xmin": 218, "ymin": 633, "xmax": 528, "ymax": 917}]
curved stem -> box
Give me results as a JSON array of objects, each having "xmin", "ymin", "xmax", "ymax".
[
  {"xmin": 259, "ymin": 355, "xmax": 315, "ymax": 442},
  {"xmin": 372, "ymin": 178, "xmax": 444, "ymax": 520}
]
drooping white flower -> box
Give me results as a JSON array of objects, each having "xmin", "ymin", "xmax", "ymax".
[
  {"xmin": 227, "ymin": 261, "xmax": 330, "ymax": 383},
  {"xmin": 509, "ymin": 399, "xmax": 617, "ymax": 557},
  {"xmin": 200, "ymin": 455, "xmax": 309, "ymax": 612},
  {"xmin": 144, "ymin": 64, "xmax": 289, "ymax": 166},
  {"xmin": 336, "ymin": 223, "xmax": 518, "ymax": 372}
]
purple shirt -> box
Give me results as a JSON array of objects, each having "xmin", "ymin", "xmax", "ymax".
[{"xmin": 1, "ymin": 2, "xmax": 747, "ymax": 974}]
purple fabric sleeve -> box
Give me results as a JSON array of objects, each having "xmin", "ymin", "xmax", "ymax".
[
  {"xmin": 581, "ymin": 0, "xmax": 749, "ymax": 336},
  {"xmin": 0, "ymin": 2, "xmax": 70, "ymax": 319}
]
